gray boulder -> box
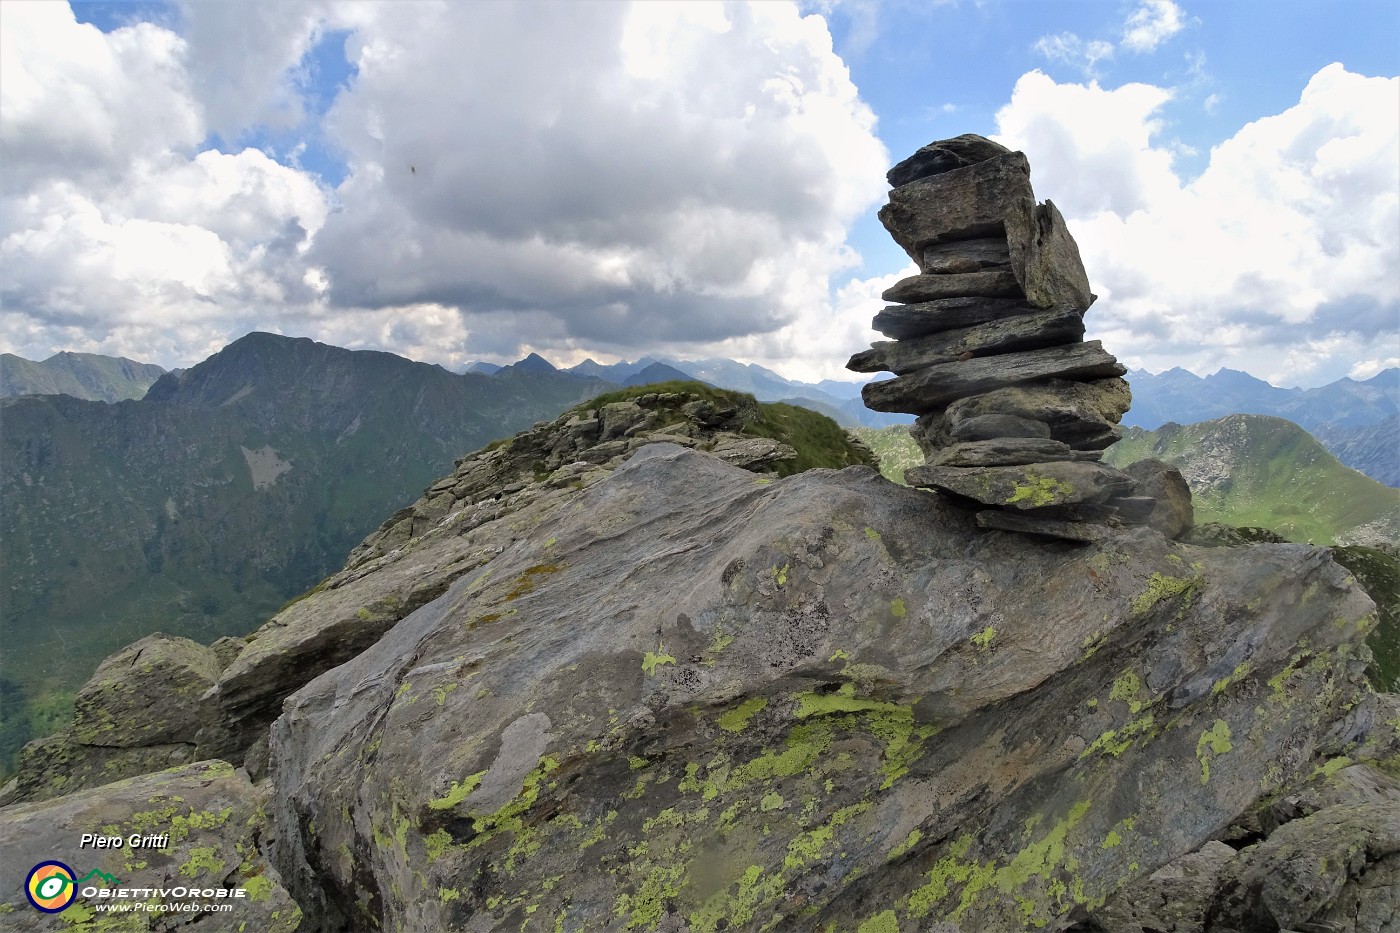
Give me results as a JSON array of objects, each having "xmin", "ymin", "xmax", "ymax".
[
  {"xmin": 1092, "ymin": 840, "xmax": 1238, "ymax": 933},
  {"xmin": 1123, "ymin": 459, "xmax": 1194, "ymax": 539},
  {"xmin": 71, "ymin": 633, "xmax": 220, "ymax": 748}
]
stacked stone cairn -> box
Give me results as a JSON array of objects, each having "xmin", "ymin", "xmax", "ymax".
[{"xmin": 849, "ymin": 134, "xmax": 1189, "ymax": 542}]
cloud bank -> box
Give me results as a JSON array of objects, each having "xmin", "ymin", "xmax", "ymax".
[{"xmin": 0, "ymin": 1, "xmax": 1394, "ymax": 387}]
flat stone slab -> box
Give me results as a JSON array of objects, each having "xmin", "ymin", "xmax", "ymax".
[
  {"xmin": 882, "ymin": 270, "xmax": 1023, "ymax": 303},
  {"xmin": 906, "ymin": 460, "xmax": 1138, "ymax": 508},
  {"xmin": 921, "ymin": 237, "xmax": 1011, "ymax": 274},
  {"xmin": 862, "ymin": 341, "xmax": 1126, "ymax": 414},
  {"xmin": 950, "ymin": 414, "xmax": 1051, "ymax": 442},
  {"xmin": 929, "ymin": 438, "xmax": 1097, "ymax": 467},
  {"xmin": 848, "ymin": 308, "xmax": 1085, "ymax": 375},
  {"xmin": 975, "ymin": 509, "xmax": 1109, "ymax": 543},
  {"xmin": 871, "ymin": 297, "xmax": 1044, "ymax": 341}
]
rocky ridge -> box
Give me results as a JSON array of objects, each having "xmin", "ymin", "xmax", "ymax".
[
  {"xmin": 849, "ymin": 136, "xmax": 1188, "ymax": 543},
  {"xmin": 0, "ymin": 385, "xmax": 872, "ymax": 807},
  {"xmin": 0, "ymin": 379, "xmax": 1394, "ymax": 930}
]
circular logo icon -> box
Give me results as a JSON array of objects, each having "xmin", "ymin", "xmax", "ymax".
[{"xmin": 26, "ymin": 861, "xmax": 77, "ymax": 913}]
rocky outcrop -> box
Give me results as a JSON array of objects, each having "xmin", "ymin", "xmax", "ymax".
[
  {"xmin": 0, "ymin": 387, "xmax": 870, "ymax": 804},
  {"xmin": 0, "ymin": 760, "xmax": 300, "ymax": 930},
  {"xmin": 0, "ymin": 634, "xmax": 232, "ymax": 806},
  {"xmin": 851, "ymin": 135, "xmax": 1163, "ymax": 542},
  {"xmin": 256, "ymin": 444, "xmax": 1383, "ymax": 931}
]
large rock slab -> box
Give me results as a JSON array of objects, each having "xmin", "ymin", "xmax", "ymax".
[
  {"xmin": 928, "ymin": 437, "xmax": 1086, "ymax": 467},
  {"xmin": 71, "ymin": 633, "xmax": 221, "ymax": 747},
  {"xmin": 879, "ymin": 151, "xmax": 1033, "ymax": 259},
  {"xmin": 1006, "ymin": 199, "xmax": 1096, "ymax": 311},
  {"xmin": 881, "ymin": 270, "xmax": 1023, "ymax": 303},
  {"xmin": 906, "ymin": 459, "xmax": 1138, "ymax": 508},
  {"xmin": 871, "ymin": 297, "xmax": 1044, "ymax": 340},
  {"xmin": 914, "ymin": 377, "xmax": 1132, "ymax": 451},
  {"xmin": 862, "ymin": 341, "xmax": 1126, "ymax": 414},
  {"xmin": 0, "ymin": 760, "xmax": 302, "ymax": 931},
  {"xmin": 887, "ymin": 134, "xmax": 1012, "ymax": 188},
  {"xmin": 849, "ymin": 308, "xmax": 1085, "ymax": 375},
  {"xmin": 262, "ymin": 444, "xmax": 1376, "ymax": 932}
]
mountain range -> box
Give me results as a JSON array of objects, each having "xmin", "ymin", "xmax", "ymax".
[
  {"xmin": 0, "ymin": 351, "xmax": 168, "ymax": 402},
  {"xmin": 0, "ymin": 333, "xmax": 612, "ymax": 773}
]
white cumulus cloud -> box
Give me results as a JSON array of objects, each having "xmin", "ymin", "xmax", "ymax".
[{"xmin": 993, "ymin": 63, "xmax": 1400, "ymax": 387}]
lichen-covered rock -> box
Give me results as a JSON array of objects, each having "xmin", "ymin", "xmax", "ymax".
[
  {"xmin": 260, "ymin": 444, "xmax": 1377, "ymax": 932},
  {"xmin": 0, "ymin": 732, "xmax": 196, "ymax": 806},
  {"xmin": 906, "ymin": 459, "xmax": 1137, "ymax": 509},
  {"xmin": 0, "ymin": 760, "xmax": 301, "ymax": 931},
  {"xmin": 71, "ymin": 633, "xmax": 220, "ymax": 748},
  {"xmin": 1092, "ymin": 840, "xmax": 1237, "ymax": 933},
  {"xmin": 1207, "ymin": 801, "xmax": 1400, "ymax": 931}
]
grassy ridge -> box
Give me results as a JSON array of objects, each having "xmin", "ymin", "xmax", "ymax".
[
  {"xmin": 573, "ymin": 381, "xmax": 876, "ymax": 476},
  {"xmin": 850, "ymin": 425, "xmax": 921, "ymax": 484},
  {"xmin": 1104, "ymin": 414, "xmax": 1397, "ymax": 545}
]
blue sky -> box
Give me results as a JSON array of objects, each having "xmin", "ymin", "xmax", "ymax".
[{"xmin": 2, "ymin": 1, "xmax": 1396, "ymax": 387}]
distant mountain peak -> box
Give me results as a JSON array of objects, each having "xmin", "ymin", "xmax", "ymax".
[{"xmin": 511, "ymin": 353, "xmax": 558, "ymax": 373}]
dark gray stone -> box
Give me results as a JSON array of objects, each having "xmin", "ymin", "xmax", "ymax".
[
  {"xmin": 906, "ymin": 459, "xmax": 1138, "ymax": 508},
  {"xmin": 921, "ymin": 237, "xmax": 1011, "ymax": 274},
  {"xmin": 871, "ymin": 297, "xmax": 1044, "ymax": 341},
  {"xmin": 974, "ymin": 509, "xmax": 1109, "ymax": 543},
  {"xmin": 886, "ymin": 134, "xmax": 1012, "ymax": 188},
  {"xmin": 879, "ymin": 151, "xmax": 1033, "ymax": 260},
  {"xmin": 848, "ymin": 308, "xmax": 1085, "ymax": 375},
  {"xmin": 1122, "ymin": 459, "xmax": 1194, "ymax": 539},
  {"xmin": 914, "ymin": 378, "xmax": 1133, "ymax": 452},
  {"xmin": 1006, "ymin": 199, "xmax": 1096, "ymax": 311},
  {"xmin": 881, "ymin": 270, "xmax": 1023, "ymax": 303},
  {"xmin": 862, "ymin": 342, "xmax": 1126, "ymax": 414},
  {"xmin": 1091, "ymin": 840, "xmax": 1237, "ymax": 933},
  {"xmin": 71, "ymin": 633, "xmax": 220, "ymax": 748},
  {"xmin": 951, "ymin": 414, "xmax": 1051, "ymax": 442},
  {"xmin": 929, "ymin": 437, "xmax": 1080, "ymax": 467}
]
